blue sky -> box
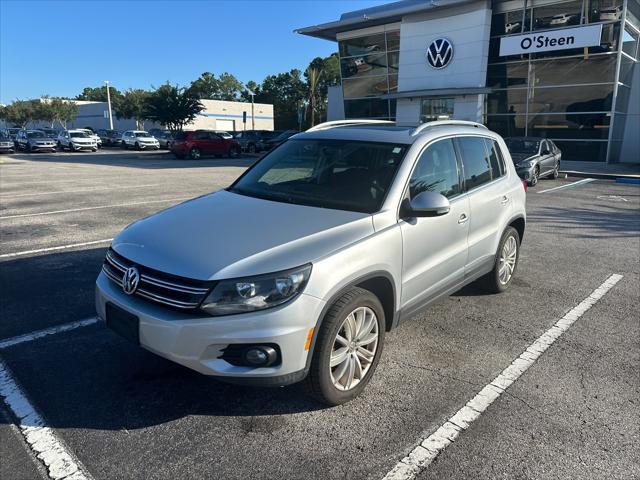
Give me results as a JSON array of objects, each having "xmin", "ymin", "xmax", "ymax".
[{"xmin": 0, "ymin": 0, "xmax": 389, "ymax": 103}]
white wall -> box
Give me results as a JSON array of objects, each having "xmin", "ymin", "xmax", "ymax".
[{"xmin": 397, "ymin": 1, "xmax": 492, "ymax": 92}]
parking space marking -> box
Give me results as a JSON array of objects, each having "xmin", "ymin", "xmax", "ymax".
[
  {"xmin": 0, "ymin": 359, "xmax": 93, "ymax": 480},
  {"xmin": 382, "ymin": 273, "xmax": 623, "ymax": 480},
  {"xmin": 0, "ymin": 239, "xmax": 113, "ymax": 259},
  {"xmin": 538, "ymin": 178, "xmax": 595, "ymax": 194},
  {"xmin": 0, "ymin": 318, "xmax": 98, "ymax": 350},
  {"xmin": 0, "ymin": 184, "xmax": 159, "ymax": 199},
  {"xmin": 0, "ymin": 197, "xmax": 191, "ymax": 220}
]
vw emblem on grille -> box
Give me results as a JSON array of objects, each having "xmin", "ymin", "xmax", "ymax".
[
  {"xmin": 122, "ymin": 266, "xmax": 140, "ymax": 295},
  {"xmin": 427, "ymin": 38, "xmax": 453, "ymax": 69}
]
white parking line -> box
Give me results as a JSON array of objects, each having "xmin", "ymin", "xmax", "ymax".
[
  {"xmin": 0, "ymin": 318, "xmax": 98, "ymax": 350},
  {"xmin": 382, "ymin": 273, "xmax": 623, "ymax": 480},
  {"xmin": 0, "ymin": 184, "xmax": 159, "ymax": 198},
  {"xmin": 0, "ymin": 197, "xmax": 190, "ymax": 220},
  {"xmin": 0, "ymin": 359, "xmax": 93, "ymax": 480},
  {"xmin": 0, "ymin": 239, "xmax": 113, "ymax": 259},
  {"xmin": 538, "ymin": 178, "xmax": 595, "ymax": 194}
]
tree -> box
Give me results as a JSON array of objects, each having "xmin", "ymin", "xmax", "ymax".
[
  {"xmin": 305, "ymin": 66, "xmax": 322, "ymax": 127},
  {"xmin": 305, "ymin": 53, "xmax": 340, "ymax": 125},
  {"xmin": 76, "ymin": 85, "xmax": 123, "ymax": 103},
  {"xmin": 49, "ymin": 98, "xmax": 79, "ymax": 129},
  {"xmin": 255, "ymin": 69, "xmax": 308, "ymax": 130},
  {"xmin": 143, "ymin": 83, "xmax": 204, "ymax": 132},
  {"xmin": 115, "ymin": 89, "xmax": 149, "ymax": 129},
  {"xmin": 0, "ymin": 100, "xmax": 38, "ymax": 127},
  {"xmin": 188, "ymin": 72, "xmax": 243, "ymax": 100}
]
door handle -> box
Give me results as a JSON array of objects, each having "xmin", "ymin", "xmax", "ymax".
[
  {"xmin": 501, "ymin": 195, "xmax": 510, "ymax": 205},
  {"xmin": 458, "ymin": 213, "xmax": 469, "ymax": 224}
]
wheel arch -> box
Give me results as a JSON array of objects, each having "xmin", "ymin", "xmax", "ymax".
[
  {"xmin": 508, "ymin": 215, "xmax": 526, "ymax": 243},
  {"xmin": 303, "ymin": 270, "xmax": 397, "ymax": 372}
]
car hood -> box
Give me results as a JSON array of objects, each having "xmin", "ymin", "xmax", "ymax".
[
  {"xmin": 112, "ymin": 190, "xmax": 374, "ymax": 281},
  {"xmin": 511, "ymin": 153, "xmax": 538, "ymax": 164},
  {"xmin": 71, "ymin": 137, "xmax": 93, "ymax": 142}
]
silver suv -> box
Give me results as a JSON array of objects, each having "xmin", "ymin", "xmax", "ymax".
[{"xmin": 96, "ymin": 120, "xmax": 526, "ymax": 405}]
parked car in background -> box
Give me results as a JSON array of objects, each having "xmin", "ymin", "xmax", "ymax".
[
  {"xmin": 78, "ymin": 128, "xmax": 102, "ymax": 148},
  {"xmin": 549, "ymin": 13, "xmax": 579, "ymax": 26},
  {"xmin": 96, "ymin": 129, "xmax": 123, "ymax": 147},
  {"xmin": 598, "ymin": 5, "xmax": 622, "ymax": 20},
  {"xmin": 215, "ymin": 130, "xmax": 233, "ymax": 139},
  {"xmin": 121, "ymin": 130, "xmax": 160, "ymax": 150},
  {"xmin": 15, "ymin": 130, "xmax": 57, "ymax": 152},
  {"xmin": 57, "ymin": 130, "xmax": 98, "ymax": 152},
  {"xmin": 5, "ymin": 128, "xmax": 21, "ymax": 140},
  {"xmin": 170, "ymin": 130, "xmax": 241, "ymax": 159},
  {"xmin": 40, "ymin": 127, "xmax": 59, "ymax": 139},
  {"xmin": 0, "ymin": 133, "xmax": 15, "ymax": 153},
  {"xmin": 261, "ymin": 130, "xmax": 298, "ymax": 151},
  {"xmin": 96, "ymin": 119, "xmax": 526, "ymax": 405},
  {"xmin": 155, "ymin": 130, "xmax": 174, "ymax": 149},
  {"xmin": 505, "ymin": 137, "xmax": 561, "ymax": 186},
  {"xmin": 233, "ymin": 130, "xmax": 273, "ymax": 153},
  {"xmin": 147, "ymin": 128, "xmax": 166, "ymax": 138}
]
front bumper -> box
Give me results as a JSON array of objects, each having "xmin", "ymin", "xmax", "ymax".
[
  {"xmin": 95, "ymin": 271, "xmax": 325, "ymax": 384},
  {"xmin": 138, "ymin": 142, "xmax": 159, "ymax": 150},
  {"xmin": 516, "ymin": 165, "xmax": 534, "ymax": 180}
]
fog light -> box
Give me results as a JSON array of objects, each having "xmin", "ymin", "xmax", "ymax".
[{"xmin": 243, "ymin": 346, "xmax": 277, "ymax": 367}]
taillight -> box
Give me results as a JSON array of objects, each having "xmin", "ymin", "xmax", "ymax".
[{"xmin": 522, "ymin": 179, "xmax": 527, "ymax": 192}]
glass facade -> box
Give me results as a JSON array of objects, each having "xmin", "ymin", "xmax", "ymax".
[
  {"xmin": 487, "ymin": 0, "xmax": 638, "ymax": 162},
  {"xmin": 338, "ymin": 29, "xmax": 400, "ymax": 120}
]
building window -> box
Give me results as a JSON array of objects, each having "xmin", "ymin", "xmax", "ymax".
[
  {"xmin": 420, "ymin": 98, "xmax": 455, "ymax": 123},
  {"xmin": 338, "ymin": 28, "xmax": 400, "ymax": 120}
]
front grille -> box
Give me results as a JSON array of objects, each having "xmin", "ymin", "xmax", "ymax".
[{"xmin": 102, "ymin": 249, "xmax": 212, "ymax": 311}]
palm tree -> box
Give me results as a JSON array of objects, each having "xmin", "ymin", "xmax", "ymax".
[{"xmin": 306, "ymin": 66, "xmax": 322, "ymax": 128}]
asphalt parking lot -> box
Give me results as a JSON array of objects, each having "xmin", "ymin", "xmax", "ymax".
[{"xmin": 1, "ymin": 149, "xmax": 638, "ymax": 480}]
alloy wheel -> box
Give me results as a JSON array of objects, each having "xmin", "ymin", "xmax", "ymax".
[
  {"xmin": 330, "ymin": 306, "xmax": 379, "ymax": 391},
  {"xmin": 498, "ymin": 235, "xmax": 518, "ymax": 285}
]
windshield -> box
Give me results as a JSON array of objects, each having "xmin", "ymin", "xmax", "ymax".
[
  {"xmin": 505, "ymin": 138, "xmax": 540, "ymax": 154},
  {"xmin": 135, "ymin": 132, "xmax": 151, "ymax": 137},
  {"xmin": 70, "ymin": 131, "xmax": 89, "ymax": 138},
  {"xmin": 229, "ymin": 139, "xmax": 408, "ymax": 213},
  {"xmin": 27, "ymin": 131, "xmax": 46, "ymax": 138}
]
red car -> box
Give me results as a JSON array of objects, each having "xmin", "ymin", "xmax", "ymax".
[{"xmin": 170, "ymin": 130, "xmax": 242, "ymax": 159}]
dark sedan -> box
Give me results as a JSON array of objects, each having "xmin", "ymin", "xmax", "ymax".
[
  {"xmin": 505, "ymin": 137, "xmax": 562, "ymax": 186},
  {"xmin": 261, "ymin": 130, "xmax": 298, "ymax": 152}
]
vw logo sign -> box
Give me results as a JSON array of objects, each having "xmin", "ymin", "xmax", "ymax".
[
  {"xmin": 427, "ymin": 38, "xmax": 453, "ymax": 69},
  {"xmin": 122, "ymin": 266, "xmax": 140, "ymax": 295}
]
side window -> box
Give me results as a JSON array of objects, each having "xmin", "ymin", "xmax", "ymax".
[
  {"xmin": 409, "ymin": 138, "xmax": 460, "ymax": 200},
  {"xmin": 458, "ymin": 136, "xmax": 492, "ymax": 190},
  {"xmin": 193, "ymin": 131, "xmax": 208, "ymax": 140},
  {"xmin": 483, "ymin": 138, "xmax": 506, "ymax": 178}
]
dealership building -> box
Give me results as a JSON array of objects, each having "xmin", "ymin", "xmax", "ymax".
[
  {"xmin": 65, "ymin": 99, "xmax": 274, "ymax": 132},
  {"xmin": 297, "ymin": 0, "xmax": 639, "ymax": 163}
]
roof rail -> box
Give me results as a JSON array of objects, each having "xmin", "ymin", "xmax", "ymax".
[
  {"xmin": 411, "ymin": 120, "xmax": 487, "ymax": 137},
  {"xmin": 306, "ymin": 119, "xmax": 395, "ymax": 132}
]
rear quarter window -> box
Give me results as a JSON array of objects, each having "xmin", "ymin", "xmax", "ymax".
[{"xmin": 458, "ymin": 136, "xmax": 492, "ymax": 190}]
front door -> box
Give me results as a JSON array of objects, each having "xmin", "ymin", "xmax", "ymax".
[{"xmin": 400, "ymin": 137, "xmax": 469, "ymax": 314}]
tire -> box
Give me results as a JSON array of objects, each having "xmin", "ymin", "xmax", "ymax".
[
  {"xmin": 551, "ymin": 162, "xmax": 560, "ymax": 179},
  {"xmin": 248, "ymin": 143, "xmax": 256, "ymax": 154},
  {"xmin": 26, "ymin": 143, "xmax": 33, "ymax": 153},
  {"xmin": 69, "ymin": 143, "xmax": 75, "ymax": 152},
  {"xmin": 528, "ymin": 166, "xmax": 539, "ymax": 187},
  {"xmin": 478, "ymin": 226, "xmax": 520, "ymax": 294},
  {"xmin": 57, "ymin": 141, "xmax": 62, "ymax": 150},
  {"xmin": 189, "ymin": 147, "xmax": 201, "ymax": 160},
  {"xmin": 228, "ymin": 146, "xmax": 240, "ymax": 158},
  {"xmin": 92, "ymin": 148, "xmax": 97, "ymax": 152},
  {"xmin": 121, "ymin": 141, "xmax": 127, "ymax": 150},
  {"xmin": 304, "ymin": 287, "xmax": 385, "ymax": 406},
  {"xmin": 135, "ymin": 142, "xmax": 140, "ymax": 150}
]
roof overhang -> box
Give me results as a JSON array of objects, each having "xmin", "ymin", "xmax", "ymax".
[
  {"xmin": 295, "ymin": 0, "xmax": 477, "ymax": 41},
  {"xmin": 381, "ymin": 87, "xmax": 492, "ymax": 99}
]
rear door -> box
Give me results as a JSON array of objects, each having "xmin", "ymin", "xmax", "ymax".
[
  {"xmin": 209, "ymin": 132, "xmax": 226, "ymax": 154},
  {"xmin": 400, "ymin": 137, "xmax": 469, "ymax": 313},
  {"xmin": 457, "ymin": 136, "xmax": 511, "ymax": 277}
]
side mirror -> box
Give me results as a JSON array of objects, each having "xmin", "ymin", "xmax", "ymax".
[{"xmin": 401, "ymin": 191, "xmax": 451, "ymax": 218}]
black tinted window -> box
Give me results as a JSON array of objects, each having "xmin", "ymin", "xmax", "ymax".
[
  {"xmin": 459, "ymin": 137, "xmax": 492, "ymax": 190},
  {"xmin": 409, "ymin": 139, "xmax": 460, "ymax": 199},
  {"xmin": 193, "ymin": 131, "xmax": 209, "ymax": 140},
  {"xmin": 483, "ymin": 138, "xmax": 505, "ymax": 178}
]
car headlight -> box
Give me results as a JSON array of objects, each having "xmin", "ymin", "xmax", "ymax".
[{"xmin": 200, "ymin": 264, "xmax": 312, "ymax": 316}]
